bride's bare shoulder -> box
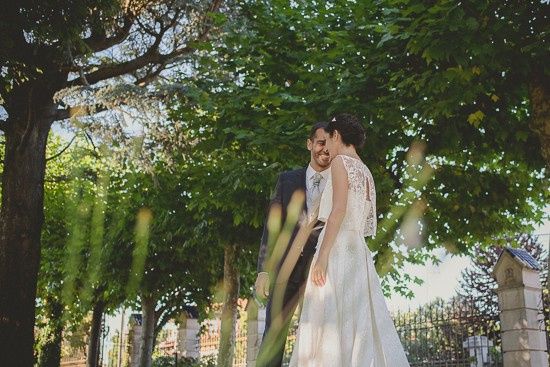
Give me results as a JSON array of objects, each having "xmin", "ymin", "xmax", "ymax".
[{"xmin": 330, "ymin": 155, "xmax": 346, "ymax": 171}]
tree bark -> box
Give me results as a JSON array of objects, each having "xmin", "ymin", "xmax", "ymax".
[
  {"xmin": 37, "ymin": 299, "xmax": 63, "ymax": 367},
  {"xmin": 86, "ymin": 300, "xmax": 105, "ymax": 367},
  {"xmin": 217, "ymin": 243, "xmax": 240, "ymax": 367},
  {"xmin": 0, "ymin": 80, "xmax": 60, "ymax": 367},
  {"xmin": 138, "ymin": 295, "xmax": 156, "ymax": 367},
  {"xmin": 529, "ymin": 72, "xmax": 550, "ymax": 168}
]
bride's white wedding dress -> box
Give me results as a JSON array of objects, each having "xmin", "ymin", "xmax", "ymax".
[{"xmin": 289, "ymin": 155, "xmax": 410, "ymax": 367}]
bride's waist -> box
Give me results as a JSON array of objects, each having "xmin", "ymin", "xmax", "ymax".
[
  {"xmin": 316, "ymin": 228, "xmax": 368, "ymax": 259},
  {"xmin": 337, "ymin": 225, "xmax": 364, "ymax": 237},
  {"xmin": 319, "ymin": 227, "xmax": 364, "ymax": 242},
  {"xmin": 339, "ymin": 227, "xmax": 362, "ymax": 233}
]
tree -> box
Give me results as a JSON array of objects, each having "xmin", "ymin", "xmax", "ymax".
[
  {"xmin": 181, "ymin": 164, "xmax": 262, "ymax": 367},
  {"xmin": 170, "ymin": 78, "xmax": 304, "ymax": 366},
  {"xmin": 0, "ymin": 1, "xmax": 224, "ymax": 362},
  {"xmin": 36, "ymin": 134, "xmax": 133, "ymax": 367},
  {"xmin": 171, "ymin": 0, "xmax": 548, "ymax": 292},
  {"xmin": 35, "ymin": 134, "xmax": 226, "ymax": 367},
  {"xmin": 169, "ymin": 65, "xmax": 300, "ymax": 365},
  {"xmin": 375, "ymin": 0, "xmax": 549, "ymax": 166},
  {"xmin": 369, "ymin": 0, "xmax": 550, "ymax": 254},
  {"xmin": 35, "ymin": 135, "xmax": 87, "ymax": 367},
  {"xmin": 92, "ymin": 160, "xmax": 226, "ymax": 367}
]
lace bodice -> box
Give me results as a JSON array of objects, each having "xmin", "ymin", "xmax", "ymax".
[{"xmin": 318, "ymin": 155, "xmax": 377, "ymax": 237}]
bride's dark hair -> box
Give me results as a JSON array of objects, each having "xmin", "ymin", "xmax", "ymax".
[{"xmin": 326, "ymin": 113, "xmax": 366, "ymax": 149}]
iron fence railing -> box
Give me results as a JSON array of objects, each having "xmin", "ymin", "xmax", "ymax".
[{"xmin": 394, "ymin": 297, "xmax": 503, "ymax": 367}]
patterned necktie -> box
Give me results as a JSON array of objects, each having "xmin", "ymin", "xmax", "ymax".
[{"xmin": 312, "ymin": 172, "xmax": 323, "ymax": 193}]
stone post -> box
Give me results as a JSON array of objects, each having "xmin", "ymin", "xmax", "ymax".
[
  {"xmin": 176, "ymin": 314, "xmax": 201, "ymax": 359},
  {"xmin": 128, "ymin": 314, "xmax": 143, "ymax": 367},
  {"xmin": 493, "ymin": 247, "xmax": 549, "ymax": 367},
  {"xmin": 246, "ymin": 298, "xmax": 266, "ymax": 367}
]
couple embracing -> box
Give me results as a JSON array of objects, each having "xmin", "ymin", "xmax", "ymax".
[{"xmin": 255, "ymin": 114, "xmax": 410, "ymax": 367}]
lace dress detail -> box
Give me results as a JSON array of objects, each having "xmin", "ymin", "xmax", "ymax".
[
  {"xmin": 289, "ymin": 155, "xmax": 410, "ymax": 367},
  {"xmin": 318, "ymin": 155, "xmax": 377, "ymax": 237}
]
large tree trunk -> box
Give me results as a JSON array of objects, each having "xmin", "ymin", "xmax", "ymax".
[
  {"xmin": 0, "ymin": 80, "xmax": 58, "ymax": 367},
  {"xmin": 529, "ymin": 72, "xmax": 550, "ymax": 168},
  {"xmin": 37, "ymin": 299, "xmax": 63, "ymax": 367},
  {"xmin": 86, "ymin": 300, "xmax": 105, "ymax": 367},
  {"xmin": 138, "ymin": 295, "xmax": 156, "ymax": 367},
  {"xmin": 217, "ymin": 243, "xmax": 240, "ymax": 367}
]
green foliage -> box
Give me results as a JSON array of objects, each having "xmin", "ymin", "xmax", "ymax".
[
  {"xmin": 169, "ymin": 73, "xmax": 304, "ymax": 299},
  {"xmin": 167, "ymin": 0, "xmax": 548, "ymax": 295},
  {"xmin": 151, "ymin": 355, "xmax": 177, "ymax": 367},
  {"xmin": 371, "ymin": 0, "xmax": 549, "ymax": 254},
  {"xmin": 36, "ymin": 133, "xmax": 230, "ymax": 366},
  {"xmin": 37, "ymin": 133, "xmax": 132, "ymax": 348},
  {"xmin": 109, "ymin": 160, "xmax": 224, "ymax": 324},
  {"xmin": 37, "ymin": 130, "xmax": 232, "ymax": 362}
]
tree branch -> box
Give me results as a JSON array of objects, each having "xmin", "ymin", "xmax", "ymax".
[
  {"xmin": 82, "ymin": 15, "xmax": 135, "ymax": 55},
  {"xmin": 135, "ymin": 15, "xmax": 160, "ymax": 38},
  {"xmin": 55, "ymin": 104, "xmax": 108, "ymax": 121},
  {"xmin": 67, "ymin": 38, "xmax": 165, "ymax": 87},
  {"xmin": 84, "ymin": 131, "xmax": 98, "ymax": 151},
  {"xmin": 46, "ymin": 134, "xmax": 77, "ymax": 161},
  {"xmin": 155, "ymin": 307, "xmax": 177, "ymax": 336},
  {"xmin": 135, "ymin": 63, "xmax": 166, "ymax": 86},
  {"xmin": 45, "ymin": 167, "xmax": 98, "ymax": 182},
  {"xmin": 66, "ymin": 0, "xmax": 224, "ymax": 87}
]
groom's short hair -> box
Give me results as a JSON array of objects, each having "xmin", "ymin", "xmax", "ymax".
[{"xmin": 309, "ymin": 121, "xmax": 329, "ymax": 140}]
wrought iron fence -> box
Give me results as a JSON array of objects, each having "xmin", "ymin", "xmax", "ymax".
[
  {"xmin": 394, "ymin": 297, "xmax": 503, "ymax": 367},
  {"xmin": 281, "ymin": 297, "xmax": 504, "ymax": 366}
]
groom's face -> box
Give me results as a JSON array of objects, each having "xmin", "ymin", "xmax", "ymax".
[{"xmin": 307, "ymin": 128, "xmax": 330, "ymax": 170}]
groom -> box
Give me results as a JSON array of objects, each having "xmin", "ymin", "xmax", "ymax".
[{"xmin": 255, "ymin": 121, "xmax": 330, "ymax": 367}]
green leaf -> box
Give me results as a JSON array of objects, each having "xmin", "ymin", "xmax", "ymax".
[{"xmin": 467, "ymin": 110, "xmax": 485, "ymax": 127}]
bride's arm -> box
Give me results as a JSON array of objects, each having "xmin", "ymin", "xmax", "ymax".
[{"xmin": 312, "ymin": 156, "xmax": 348, "ymax": 286}]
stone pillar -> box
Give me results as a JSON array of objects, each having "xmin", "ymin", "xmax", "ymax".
[
  {"xmin": 493, "ymin": 248, "xmax": 549, "ymax": 367},
  {"xmin": 246, "ymin": 298, "xmax": 266, "ymax": 367},
  {"xmin": 128, "ymin": 314, "xmax": 143, "ymax": 367},
  {"xmin": 177, "ymin": 315, "xmax": 201, "ymax": 359}
]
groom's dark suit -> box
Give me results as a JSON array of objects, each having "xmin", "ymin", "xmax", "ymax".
[{"xmin": 256, "ymin": 167, "xmax": 324, "ymax": 367}]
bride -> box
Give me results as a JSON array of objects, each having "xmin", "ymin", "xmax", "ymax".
[{"xmin": 289, "ymin": 114, "xmax": 410, "ymax": 366}]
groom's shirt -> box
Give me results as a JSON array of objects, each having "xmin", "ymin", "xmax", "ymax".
[{"xmin": 305, "ymin": 164, "xmax": 330, "ymax": 214}]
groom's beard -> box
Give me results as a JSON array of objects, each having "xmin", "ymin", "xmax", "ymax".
[{"xmin": 315, "ymin": 153, "xmax": 330, "ymax": 167}]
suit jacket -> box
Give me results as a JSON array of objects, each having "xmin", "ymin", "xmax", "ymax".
[{"xmin": 257, "ymin": 167, "xmax": 323, "ymax": 282}]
